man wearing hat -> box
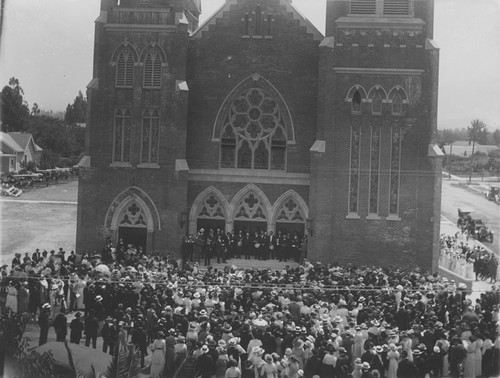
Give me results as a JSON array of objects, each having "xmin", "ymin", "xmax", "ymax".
[
  {"xmin": 70, "ymin": 312, "xmax": 84, "ymax": 344},
  {"xmin": 38, "ymin": 303, "xmax": 51, "ymax": 346},
  {"xmin": 360, "ymin": 361, "xmax": 375, "ymax": 378},
  {"xmin": 101, "ymin": 317, "xmax": 117, "ymax": 355},
  {"xmin": 397, "ymin": 350, "xmax": 419, "ymax": 378},
  {"xmin": 195, "ymin": 345, "xmax": 216, "ymax": 378}
]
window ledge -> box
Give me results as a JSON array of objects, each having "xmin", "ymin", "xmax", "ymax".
[
  {"xmin": 387, "ymin": 215, "xmax": 401, "ymax": 221},
  {"xmin": 345, "ymin": 213, "xmax": 361, "ymax": 219},
  {"xmin": 366, "ymin": 214, "xmax": 382, "ymax": 220},
  {"xmin": 110, "ymin": 162, "xmax": 132, "ymax": 168},
  {"xmin": 138, "ymin": 163, "xmax": 160, "ymax": 169}
]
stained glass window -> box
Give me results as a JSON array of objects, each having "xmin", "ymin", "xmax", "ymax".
[
  {"xmin": 389, "ymin": 127, "xmax": 401, "ymax": 215},
  {"xmin": 141, "ymin": 109, "xmax": 160, "ymax": 164},
  {"xmin": 113, "ymin": 108, "xmax": 132, "ymax": 163},
  {"xmin": 349, "ymin": 123, "xmax": 361, "ymax": 213},
  {"xmin": 369, "ymin": 126, "xmax": 381, "ymax": 214},
  {"xmin": 220, "ymin": 87, "xmax": 287, "ymax": 170}
]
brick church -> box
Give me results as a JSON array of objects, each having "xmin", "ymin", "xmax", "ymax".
[{"xmin": 77, "ymin": 0, "xmax": 443, "ymax": 270}]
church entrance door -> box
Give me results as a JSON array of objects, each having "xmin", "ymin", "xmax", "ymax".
[
  {"xmin": 196, "ymin": 219, "xmax": 225, "ymax": 234},
  {"xmin": 233, "ymin": 220, "xmax": 267, "ymax": 235},
  {"xmin": 118, "ymin": 226, "xmax": 147, "ymax": 251},
  {"xmin": 275, "ymin": 222, "xmax": 305, "ymax": 238}
]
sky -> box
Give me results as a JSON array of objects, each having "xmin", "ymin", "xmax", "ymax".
[{"xmin": 0, "ymin": 0, "xmax": 499, "ymax": 130}]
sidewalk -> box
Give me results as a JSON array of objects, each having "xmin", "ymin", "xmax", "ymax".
[{"xmin": 440, "ymin": 215, "xmax": 497, "ymax": 302}]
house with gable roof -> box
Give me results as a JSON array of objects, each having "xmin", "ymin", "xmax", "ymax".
[{"xmin": 0, "ymin": 132, "xmax": 43, "ymax": 173}]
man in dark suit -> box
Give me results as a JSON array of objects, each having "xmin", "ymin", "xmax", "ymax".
[
  {"xmin": 38, "ymin": 303, "xmax": 51, "ymax": 345},
  {"xmin": 131, "ymin": 325, "xmax": 148, "ymax": 368},
  {"xmin": 53, "ymin": 308, "xmax": 68, "ymax": 342},
  {"xmin": 268, "ymin": 231, "xmax": 276, "ymax": 260},
  {"xmin": 196, "ymin": 345, "xmax": 216, "ymax": 378}
]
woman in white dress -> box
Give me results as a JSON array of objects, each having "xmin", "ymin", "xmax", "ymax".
[
  {"xmin": 150, "ymin": 331, "xmax": 167, "ymax": 378},
  {"xmin": 5, "ymin": 281, "xmax": 18, "ymax": 312},
  {"xmin": 386, "ymin": 344, "xmax": 399, "ymax": 378}
]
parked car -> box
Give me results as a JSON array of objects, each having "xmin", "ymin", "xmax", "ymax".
[
  {"xmin": 457, "ymin": 208, "xmax": 494, "ymax": 243},
  {"xmin": 484, "ymin": 186, "xmax": 500, "ymax": 204}
]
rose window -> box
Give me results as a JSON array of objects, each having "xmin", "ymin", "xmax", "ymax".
[{"xmin": 220, "ymin": 88, "xmax": 287, "ymax": 170}]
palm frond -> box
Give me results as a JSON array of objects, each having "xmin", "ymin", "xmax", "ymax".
[
  {"xmin": 63, "ymin": 341, "xmax": 77, "ymax": 378},
  {"xmin": 127, "ymin": 347, "xmax": 142, "ymax": 378},
  {"xmin": 116, "ymin": 348, "xmax": 132, "ymax": 378}
]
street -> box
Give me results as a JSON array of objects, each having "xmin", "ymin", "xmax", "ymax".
[{"xmin": 441, "ymin": 177, "xmax": 500, "ymax": 255}]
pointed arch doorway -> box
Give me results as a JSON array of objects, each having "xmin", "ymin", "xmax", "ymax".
[
  {"xmin": 272, "ymin": 191, "xmax": 308, "ymax": 237},
  {"xmin": 105, "ymin": 187, "xmax": 161, "ymax": 253},
  {"xmin": 116, "ymin": 201, "xmax": 148, "ymax": 250}
]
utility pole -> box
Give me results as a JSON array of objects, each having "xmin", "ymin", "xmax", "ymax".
[{"xmin": 468, "ymin": 137, "xmax": 476, "ymax": 184}]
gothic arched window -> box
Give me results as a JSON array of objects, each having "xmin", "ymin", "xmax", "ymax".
[
  {"xmin": 352, "ymin": 91, "xmax": 362, "ymax": 113},
  {"xmin": 116, "ymin": 47, "xmax": 135, "ymax": 87},
  {"xmin": 388, "ymin": 86, "xmax": 408, "ymax": 115},
  {"xmin": 113, "ymin": 108, "xmax": 132, "ymax": 163},
  {"xmin": 141, "ymin": 109, "xmax": 160, "ymax": 164},
  {"xmin": 219, "ymin": 88, "xmax": 287, "ymax": 170},
  {"xmin": 143, "ymin": 48, "xmax": 163, "ymax": 88}
]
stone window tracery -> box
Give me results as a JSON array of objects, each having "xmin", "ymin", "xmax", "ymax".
[
  {"xmin": 198, "ymin": 195, "xmax": 226, "ymax": 219},
  {"xmin": 119, "ymin": 201, "xmax": 147, "ymax": 227},
  {"xmin": 234, "ymin": 192, "xmax": 267, "ymax": 221},
  {"xmin": 220, "ymin": 88, "xmax": 287, "ymax": 170},
  {"xmin": 276, "ymin": 197, "xmax": 305, "ymax": 223}
]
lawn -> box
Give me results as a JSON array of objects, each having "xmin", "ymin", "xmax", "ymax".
[{"xmin": 0, "ymin": 180, "xmax": 78, "ymax": 265}]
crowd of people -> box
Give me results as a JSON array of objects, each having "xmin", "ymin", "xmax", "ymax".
[
  {"xmin": 1, "ymin": 236, "xmax": 500, "ymax": 378},
  {"xmin": 182, "ymin": 228, "xmax": 308, "ymax": 266},
  {"xmin": 439, "ymin": 233, "xmax": 498, "ymax": 283}
]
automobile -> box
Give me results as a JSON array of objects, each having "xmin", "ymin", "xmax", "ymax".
[
  {"xmin": 484, "ymin": 186, "xmax": 500, "ymax": 204},
  {"xmin": 457, "ymin": 208, "xmax": 494, "ymax": 243},
  {"xmin": 457, "ymin": 208, "xmax": 474, "ymax": 229},
  {"xmin": 472, "ymin": 219, "xmax": 494, "ymax": 243}
]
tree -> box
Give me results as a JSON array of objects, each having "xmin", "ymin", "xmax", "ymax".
[
  {"xmin": 0, "ymin": 77, "xmax": 30, "ymax": 132},
  {"xmin": 467, "ymin": 119, "xmax": 486, "ymax": 183},
  {"xmin": 493, "ymin": 129, "xmax": 500, "ymax": 146},
  {"xmin": 31, "ymin": 102, "xmax": 40, "ymax": 117},
  {"xmin": 64, "ymin": 91, "xmax": 87, "ymax": 124}
]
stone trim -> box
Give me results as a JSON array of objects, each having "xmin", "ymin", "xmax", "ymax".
[
  {"xmin": 335, "ymin": 67, "xmax": 424, "ymax": 75},
  {"xmin": 188, "ymin": 169, "xmax": 310, "ymax": 186}
]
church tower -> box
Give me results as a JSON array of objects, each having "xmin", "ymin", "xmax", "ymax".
[
  {"xmin": 309, "ymin": 0, "xmax": 442, "ymax": 270},
  {"xmin": 76, "ymin": 0, "xmax": 195, "ymax": 254}
]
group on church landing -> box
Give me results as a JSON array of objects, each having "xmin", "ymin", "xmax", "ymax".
[{"xmin": 183, "ymin": 228, "xmax": 308, "ymax": 266}]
